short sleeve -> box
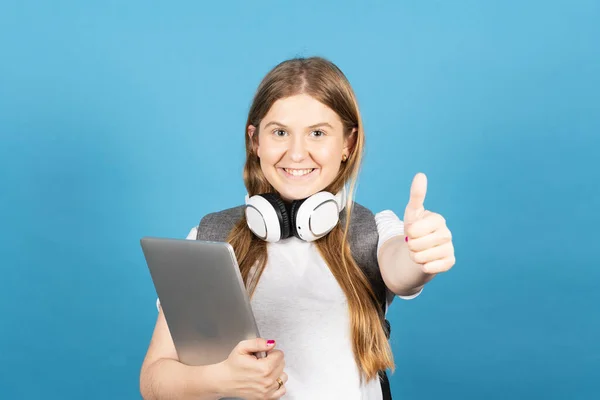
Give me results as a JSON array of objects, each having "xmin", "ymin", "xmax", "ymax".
[
  {"xmin": 156, "ymin": 226, "xmax": 199, "ymax": 311},
  {"xmin": 375, "ymin": 210, "xmax": 423, "ymax": 301},
  {"xmin": 375, "ymin": 210, "xmax": 404, "ymax": 251},
  {"xmin": 186, "ymin": 226, "xmax": 198, "ymax": 240}
]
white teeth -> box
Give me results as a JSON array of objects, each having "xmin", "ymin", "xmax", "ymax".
[{"xmin": 284, "ymin": 168, "xmax": 314, "ymax": 176}]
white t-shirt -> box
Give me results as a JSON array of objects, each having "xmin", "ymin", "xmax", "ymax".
[{"xmin": 159, "ymin": 209, "xmax": 422, "ymax": 399}]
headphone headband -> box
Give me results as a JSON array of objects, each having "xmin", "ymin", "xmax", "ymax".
[
  {"xmin": 244, "ymin": 186, "xmax": 347, "ymax": 242},
  {"xmin": 245, "ymin": 187, "xmax": 347, "ymax": 209}
]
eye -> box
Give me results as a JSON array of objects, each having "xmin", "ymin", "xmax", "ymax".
[
  {"xmin": 311, "ymin": 130, "xmax": 325, "ymax": 137},
  {"xmin": 273, "ymin": 129, "xmax": 287, "ymax": 137}
]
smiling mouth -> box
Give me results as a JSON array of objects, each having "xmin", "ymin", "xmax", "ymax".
[{"xmin": 281, "ymin": 168, "xmax": 316, "ymax": 177}]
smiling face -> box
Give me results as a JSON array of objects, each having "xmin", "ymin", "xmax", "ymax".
[{"xmin": 248, "ymin": 94, "xmax": 354, "ymax": 202}]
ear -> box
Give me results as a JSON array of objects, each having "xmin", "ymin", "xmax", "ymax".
[
  {"xmin": 343, "ymin": 127, "xmax": 358, "ymax": 157},
  {"xmin": 247, "ymin": 125, "xmax": 259, "ymax": 156}
]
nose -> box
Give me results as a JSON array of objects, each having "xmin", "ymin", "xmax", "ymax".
[{"xmin": 288, "ymin": 134, "xmax": 308, "ymax": 162}]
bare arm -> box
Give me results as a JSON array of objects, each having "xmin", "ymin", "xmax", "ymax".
[
  {"xmin": 377, "ymin": 235, "xmax": 436, "ymax": 297},
  {"xmin": 139, "ymin": 308, "xmax": 226, "ymax": 400}
]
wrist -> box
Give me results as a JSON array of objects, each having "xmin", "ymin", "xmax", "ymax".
[{"xmin": 379, "ymin": 236, "xmax": 434, "ymax": 295}]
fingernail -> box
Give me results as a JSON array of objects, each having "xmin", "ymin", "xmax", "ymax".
[
  {"xmin": 405, "ymin": 236, "xmax": 409, "ymax": 242},
  {"xmin": 267, "ymin": 340, "xmax": 275, "ymax": 345}
]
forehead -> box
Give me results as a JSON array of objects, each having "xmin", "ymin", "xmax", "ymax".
[{"xmin": 261, "ymin": 94, "xmax": 343, "ymax": 128}]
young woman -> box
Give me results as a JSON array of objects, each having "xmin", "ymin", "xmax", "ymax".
[{"xmin": 140, "ymin": 57, "xmax": 455, "ymax": 400}]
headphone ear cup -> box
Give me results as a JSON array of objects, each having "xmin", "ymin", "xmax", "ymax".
[
  {"xmin": 293, "ymin": 192, "xmax": 340, "ymax": 241},
  {"xmin": 289, "ymin": 199, "xmax": 306, "ymax": 239},
  {"xmin": 261, "ymin": 193, "xmax": 291, "ymax": 240}
]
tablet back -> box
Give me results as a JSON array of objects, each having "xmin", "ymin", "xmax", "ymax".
[{"xmin": 140, "ymin": 237, "xmax": 262, "ymax": 366}]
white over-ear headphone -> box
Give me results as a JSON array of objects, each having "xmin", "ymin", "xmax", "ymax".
[{"xmin": 244, "ymin": 188, "xmax": 347, "ymax": 242}]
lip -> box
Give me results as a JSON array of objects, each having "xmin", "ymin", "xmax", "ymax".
[{"xmin": 278, "ymin": 167, "xmax": 318, "ymax": 180}]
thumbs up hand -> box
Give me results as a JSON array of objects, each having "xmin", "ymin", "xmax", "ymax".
[{"xmin": 403, "ymin": 173, "xmax": 455, "ymax": 274}]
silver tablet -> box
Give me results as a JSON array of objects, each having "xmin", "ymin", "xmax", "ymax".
[{"xmin": 140, "ymin": 237, "xmax": 264, "ymax": 366}]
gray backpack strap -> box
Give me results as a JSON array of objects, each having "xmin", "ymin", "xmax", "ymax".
[
  {"xmin": 195, "ymin": 206, "xmax": 245, "ymax": 241},
  {"xmin": 343, "ymin": 204, "xmax": 394, "ymax": 400},
  {"xmin": 342, "ymin": 204, "xmax": 390, "ymax": 333}
]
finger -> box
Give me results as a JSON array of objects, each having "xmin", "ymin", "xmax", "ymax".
[
  {"xmin": 422, "ymin": 256, "xmax": 456, "ymax": 274},
  {"xmin": 264, "ymin": 349, "xmax": 285, "ymax": 368},
  {"xmin": 237, "ymin": 337, "xmax": 276, "ymax": 355},
  {"xmin": 266, "ymin": 343, "xmax": 282, "ymax": 356},
  {"xmin": 410, "ymin": 242, "xmax": 454, "ymax": 265},
  {"xmin": 271, "ymin": 357, "xmax": 285, "ymax": 379},
  {"xmin": 260, "ymin": 349, "xmax": 285, "ymax": 379},
  {"xmin": 405, "ymin": 211, "xmax": 445, "ymax": 239},
  {"xmin": 406, "ymin": 226, "xmax": 452, "ymax": 252},
  {"xmin": 270, "ymin": 372, "xmax": 288, "ymax": 399},
  {"xmin": 404, "ymin": 172, "xmax": 428, "ymax": 222},
  {"xmin": 266, "ymin": 347, "xmax": 278, "ymax": 356},
  {"xmin": 271, "ymin": 371, "xmax": 288, "ymax": 387}
]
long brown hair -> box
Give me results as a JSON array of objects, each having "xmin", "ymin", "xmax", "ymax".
[{"xmin": 226, "ymin": 57, "xmax": 394, "ymax": 381}]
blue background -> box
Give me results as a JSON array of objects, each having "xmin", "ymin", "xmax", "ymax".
[{"xmin": 1, "ymin": 0, "xmax": 598, "ymax": 399}]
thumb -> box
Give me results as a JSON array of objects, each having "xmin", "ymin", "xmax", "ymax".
[
  {"xmin": 236, "ymin": 337, "xmax": 276, "ymax": 355},
  {"xmin": 404, "ymin": 172, "xmax": 428, "ymax": 224}
]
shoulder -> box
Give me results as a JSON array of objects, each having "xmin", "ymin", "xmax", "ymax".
[
  {"xmin": 345, "ymin": 202, "xmax": 404, "ymax": 262},
  {"xmin": 350, "ymin": 202, "xmax": 375, "ymax": 218},
  {"xmin": 199, "ymin": 205, "xmax": 245, "ymax": 226},
  {"xmin": 350, "ymin": 203, "xmax": 404, "ymax": 231},
  {"xmin": 345, "ymin": 202, "xmax": 379, "ymax": 263},
  {"xmin": 195, "ymin": 205, "xmax": 245, "ymax": 242},
  {"xmin": 346, "ymin": 202, "xmax": 379, "ymax": 238},
  {"xmin": 348, "ymin": 202, "xmax": 377, "ymax": 226},
  {"xmin": 346, "ymin": 202, "xmax": 378, "ymax": 245}
]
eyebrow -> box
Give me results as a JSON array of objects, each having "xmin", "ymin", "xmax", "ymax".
[{"xmin": 263, "ymin": 121, "xmax": 334, "ymax": 130}]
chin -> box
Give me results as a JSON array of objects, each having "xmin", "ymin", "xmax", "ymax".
[
  {"xmin": 277, "ymin": 190, "xmax": 309, "ymax": 202},
  {"xmin": 265, "ymin": 170, "xmax": 333, "ymax": 201},
  {"xmin": 276, "ymin": 185, "xmax": 326, "ymax": 202}
]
